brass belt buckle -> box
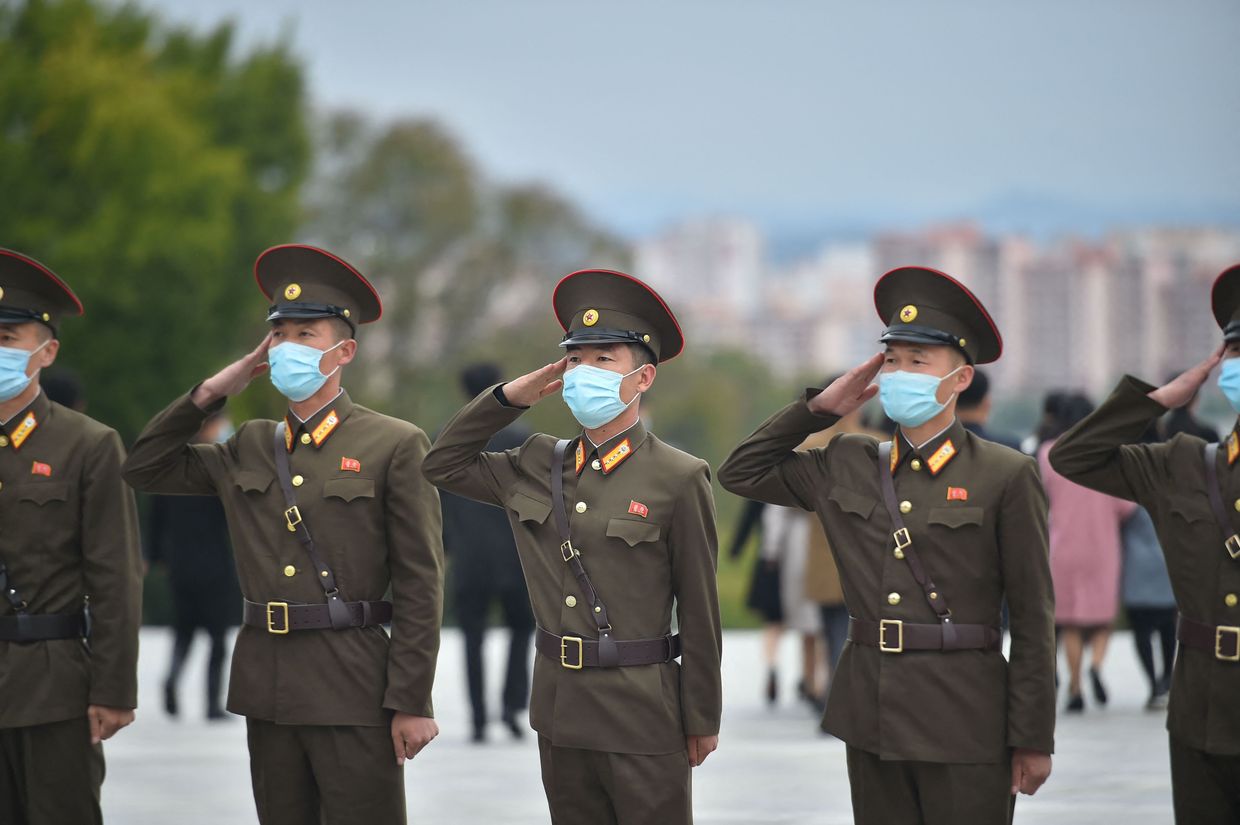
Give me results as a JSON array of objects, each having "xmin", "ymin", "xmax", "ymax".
[
  {"xmin": 560, "ymin": 635, "xmax": 584, "ymax": 669},
  {"xmin": 266, "ymin": 601, "xmax": 290, "ymax": 635},
  {"xmin": 1216, "ymin": 625, "xmax": 1240, "ymax": 662},
  {"xmin": 284, "ymin": 506, "xmax": 302, "ymax": 533},
  {"xmin": 879, "ymin": 619, "xmax": 904, "ymax": 653},
  {"xmin": 893, "ymin": 528, "xmax": 911, "ymax": 552},
  {"xmin": 560, "ymin": 540, "xmax": 578, "ymax": 562},
  {"xmin": 1226, "ymin": 535, "xmax": 1240, "ymax": 561}
]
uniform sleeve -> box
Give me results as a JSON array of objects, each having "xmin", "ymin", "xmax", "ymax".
[
  {"xmin": 422, "ymin": 384, "xmax": 528, "ymax": 506},
  {"xmin": 718, "ymin": 392, "xmax": 840, "ymax": 510},
  {"xmin": 82, "ymin": 429, "xmax": 143, "ymax": 710},
  {"xmin": 383, "ymin": 428, "xmax": 445, "ymax": 718},
  {"xmin": 671, "ymin": 461, "xmax": 723, "ymax": 737},
  {"xmin": 121, "ymin": 390, "xmax": 230, "ymax": 495},
  {"xmin": 1048, "ymin": 376, "xmax": 1173, "ymax": 503},
  {"xmin": 999, "ymin": 457, "xmax": 1057, "ymax": 754}
]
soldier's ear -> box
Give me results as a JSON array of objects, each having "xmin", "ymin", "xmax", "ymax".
[
  {"xmin": 334, "ymin": 339, "xmax": 358, "ymax": 367},
  {"xmin": 37, "ymin": 338, "xmax": 60, "ymax": 369}
]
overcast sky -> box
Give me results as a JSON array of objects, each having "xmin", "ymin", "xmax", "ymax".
[{"xmin": 136, "ymin": 0, "xmax": 1240, "ymax": 237}]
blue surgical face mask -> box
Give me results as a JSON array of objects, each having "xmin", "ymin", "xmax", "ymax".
[
  {"xmin": 268, "ymin": 340, "xmax": 346, "ymax": 403},
  {"xmin": 879, "ymin": 366, "xmax": 963, "ymax": 428},
  {"xmin": 1218, "ymin": 358, "xmax": 1240, "ymax": 413},
  {"xmin": 0, "ymin": 339, "xmax": 49, "ymax": 403},
  {"xmin": 562, "ymin": 364, "xmax": 644, "ymax": 429}
]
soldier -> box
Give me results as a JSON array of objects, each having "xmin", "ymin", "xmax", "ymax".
[
  {"xmin": 719, "ymin": 266, "xmax": 1055, "ymax": 824},
  {"xmin": 0, "ymin": 249, "xmax": 141, "ymax": 825},
  {"xmin": 122, "ymin": 245, "xmax": 444, "ymax": 825},
  {"xmin": 423, "ymin": 269, "xmax": 722, "ymax": 825},
  {"xmin": 1048, "ymin": 263, "xmax": 1240, "ymax": 824}
]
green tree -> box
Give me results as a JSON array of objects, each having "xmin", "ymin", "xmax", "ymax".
[{"xmin": 0, "ymin": 0, "xmax": 309, "ymax": 438}]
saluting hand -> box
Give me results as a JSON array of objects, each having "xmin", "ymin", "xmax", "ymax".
[
  {"xmin": 501, "ymin": 357, "xmax": 569, "ymax": 408},
  {"xmin": 1010, "ymin": 748, "xmax": 1051, "ymax": 796},
  {"xmin": 391, "ymin": 712, "xmax": 438, "ymax": 766},
  {"xmin": 191, "ymin": 333, "xmax": 274, "ymax": 410},
  {"xmin": 806, "ymin": 352, "xmax": 884, "ymax": 417},
  {"xmin": 1148, "ymin": 344, "xmax": 1225, "ymax": 409}
]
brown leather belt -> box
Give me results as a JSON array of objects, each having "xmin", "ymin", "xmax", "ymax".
[
  {"xmin": 243, "ymin": 599, "xmax": 392, "ymax": 634},
  {"xmin": 1178, "ymin": 616, "xmax": 1240, "ymax": 662},
  {"xmin": 0, "ymin": 611, "xmax": 86, "ymax": 643},
  {"xmin": 848, "ymin": 617, "xmax": 1002, "ymax": 653},
  {"xmin": 536, "ymin": 626, "xmax": 680, "ymax": 669}
]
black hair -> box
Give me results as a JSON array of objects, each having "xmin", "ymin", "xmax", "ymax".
[
  {"xmin": 460, "ymin": 363, "xmax": 503, "ymax": 398},
  {"xmin": 957, "ymin": 368, "xmax": 990, "ymax": 410}
]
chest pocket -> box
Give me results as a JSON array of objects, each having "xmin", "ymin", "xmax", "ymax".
[
  {"xmin": 828, "ymin": 485, "xmax": 877, "ymax": 520},
  {"xmin": 233, "ymin": 469, "xmax": 273, "ymax": 495},
  {"xmin": 323, "ymin": 477, "xmax": 375, "ymax": 503},
  {"xmin": 17, "ymin": 482, "xmax": 69, "ymax": 506},
  {"xmin": 606, "ymin": 517, "xmax": 661, "ymax": 547},
  {"xmin": 1167, "ymin": 494, "xmax": 1213, "ymax": 525},
  {"xmin": 928, "ymin": 506, "xmax": 985, "ymax": 529},
  {"xmin": 507, "ymin": 491, "xmax": 551, "ymax": 525}
]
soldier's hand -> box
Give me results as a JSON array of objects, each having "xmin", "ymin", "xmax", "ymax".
[
  {"xmin": 687, "ymin": 734, "xmax": 719, "ymax": 767},
  {"xmin": 1148, "ymin": 345, "xmax": 1225, "ymax": 409},
  {"xmin": 500, "ymin": 358, "xmax": 568, "ymax": 408},
  {"xmin": 87, "ymin": 704, "xmax": 134, "ymax": 744},
  {"xmin": 391, "ymin": 712, "xmax": 438, "ymax": 766},
  {"xmin": 1010, "ymin": 748, "xmax": 1051, "ymax": 796},
  {"xmin": 806, "ymin": 352, "xmax": 883, "ymax": 417},
  {"xmin": 192, "ymin": 333, "xmax": 273, "ymax": 410}
]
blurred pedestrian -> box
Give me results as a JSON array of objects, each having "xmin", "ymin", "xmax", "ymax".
[
  {"xmin": 146, "ymin": 411, "xmax": 242, "ymax": 721},
  {"xmin": 40, "ymin": 367, "xmax": 86, "ymax": 411},
  {"xmin": 956, "ymin": 368, "xmax": 1021, "ymax": 449},
  {"xmin": 761, "ymin": 503, "xmax": 822, "ymax": 708},
  {"xmin": 728, "ymin": 499, "xmax": 786, "ymax": 703},
  {"xmin": 440, "ymin": 363, "xmax": 534, "ymax": 742},
  {"xmin": 1038, "ymin": 391, "xmax": 1136, "ymax": 712}
]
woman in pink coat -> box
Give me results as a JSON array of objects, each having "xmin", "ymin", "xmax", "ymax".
[{"xmin": 1037, "ymin": 392, "xmax": 1137, "ymax": 712}]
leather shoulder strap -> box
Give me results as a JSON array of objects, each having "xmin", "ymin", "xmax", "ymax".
[
  {"xmin": 274, "ymin": 423, "xmax": 352, "ymax": 628},
  {"xmin": 877, "ymin": 441, "xmax": 954, "ymax": 626},
  {"xmin": 1203, "ymin": 441, "xmax": 1240, "ymax": 561},
  {"xmin": 551, "ymin": 438, "xmax": 619, "ymax": 666}
]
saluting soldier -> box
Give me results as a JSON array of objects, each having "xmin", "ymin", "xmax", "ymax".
[
  {"xmin": 719, "ymin": 267, "xmax": 1055, "ymax": 824},
  {"xmin": 0, "ymin": 249, "xmax": 142, "ymax": 825},
  {"xmin": 122, "ymin": 245, "xmax": 444, "ymax": 825},
  {"xmin": 1049, "ymin": 263, "xmax": 1240, "ymax": 824},
  {"xmin": 423, "ymin": 269, "xmax": 722, "ymax": 825}
]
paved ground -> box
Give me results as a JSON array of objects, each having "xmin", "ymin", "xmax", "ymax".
[{"xmin": 102, "ymin": 628, "xmax": 1173, "ymax": 823}]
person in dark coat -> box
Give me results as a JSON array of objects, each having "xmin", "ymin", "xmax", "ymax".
[
  {"xmin": 146, "ymin": 412, "xmax": 242, "ymax": 720},
  {"xmin": 441, "ymin": 363, "xmax": 534, "ymax": 742},
  {"xmin": 957, "ymin": 368, "xmax": 1021, "ymax": 450}
]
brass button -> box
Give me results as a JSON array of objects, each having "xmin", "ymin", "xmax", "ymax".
[
  {"xmin": 594, "ymin": 606, "xmax": 602, "ymax": 613},
  {"xmin": 887, "ymin": 592, "xmax": 901, "ymax": 606},
  {"xmin": 893, "ymin": 548, "xmax": 905, "ymax": 560},
  {"xmin": 0, "ymin": 436, "xmax": 8, "ymax": 448},
  {"xmin": 565, "ymin": 595, "xmax": 577, "ymax": 608},
  {"xmin": 300, "ymin": 433, "xmax": 312, "ymax": 445},
  {"xmin": 292, "ymin": 474, "xmax": 304, "ymax": 487},
  {"xmin": 910, "ymin": 459, "xmax": 922, "ymax": 472},
  {"xmin": 591, "ymin": 459, "xmax": 602, "ymax": 471},
  {"xmin": 899, "ymin": 500, "xmax": 912, "ymax": 514},
  {"xmin": 575, "ymin": 501, "xmax": 588, "ymax": 514},
  {"xmin": 1234, "ymin": 499, "xmax": 1240, "ymax": 513},
  {"xmin": 283, "ymin": 565, "xmax": 296, "ymax": 577},
  {"xmin": 0, "ymin": 481, "xmax": 4, "ymax": 491},
  {"xmin": 1226, "ymin": 593, "xmax": 1238, "ymax": 608}
]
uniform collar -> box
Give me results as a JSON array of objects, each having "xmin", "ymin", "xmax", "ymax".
[
  {"xmin": 284, "ymin": 390, "xmax": 354, "ymax": 452},
  {"xmin": 575, "ymin": 419, "xmax": 649, "ymax": 476},
  {"xmin": 891, "ymin": 418, "xmax": 964, "ymax": 476},
  {"xmin": 0, "ymin": 390, "xmax": 50, "ymax": 452}
]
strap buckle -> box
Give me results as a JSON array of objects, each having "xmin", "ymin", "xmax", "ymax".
[
  {"xmin": 560, "ymin": 540, "xmax": 578, "ymax": 562},
  {"xmin": 560, "ymin": 635, "xmax": 584, "ymax": 669},
  {"xmin": 266, "ymin": 601, "xmax": 290, "ymax": 635},
  {"xmin": 284, "ymin": 506, "xmax": 302, "ymax": 533},
  {"xmin": 1227, "ymin": 535, "xmax": 1240, "ymax": 561},
  {"xmin": 893, "ymin": 528, "xmax": 911, "ymax": 552},
  {"xmin": 1216, "ymin": 625, "xmax": 1240, "ymax": 662},
  {"xmin": 879, "ymin": 619, "xmax": 904, "ymax": 653}
]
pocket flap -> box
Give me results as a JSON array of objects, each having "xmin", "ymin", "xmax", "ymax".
[
  {"xmin": 827, "ymin": 485, "xmax": 876, "ymax": 519},
  {"xmin": 233, "ymin": 469, "xmax": 273, "ymax": 494},
  {"xmin": 17, "ymin": 482, "xmax": 69, "ymax": 505},
  {"xmin": 928, "ymin": 506, "xmax": 985, "ymax": 528},
  {"xmin": 1168, "ymin": 494, "xmax": 1213, "ymax": 524},
  {"xmin": 507, "ymin": 491, "xmax": 552, "ymax": 524},
  {"xmin": 606, "ymin": 517, "xmax": 661, "ymax": 547},
  {"xmin": 323, "ymin": 477, "xmax": 375, "ymax": 502}
]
